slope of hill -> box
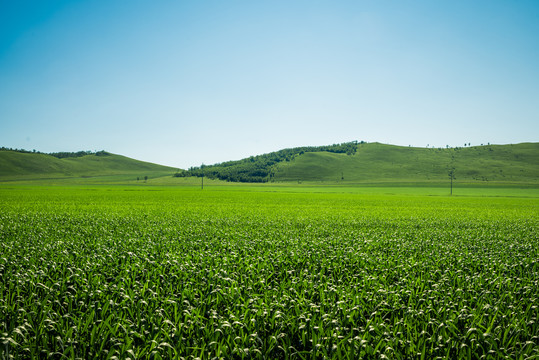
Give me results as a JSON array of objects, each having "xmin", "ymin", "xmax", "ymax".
[
  {"xmin": 2, "ymin": 142, "xmax": 537, "ymax": 185},
  {"xmin": 0, "ymin": 150, "xmax": 176, "ymax": 181},
  {"xmin": 179, "ymin": 142, "xmax": 538, "ymax": 185},
  {"xmin": 273, "ymin": 142, "xmax": 539, "ymax": 184},
  {"xmin": 178, "ymin": 142, "xmax": 358, "ymax": 182}
]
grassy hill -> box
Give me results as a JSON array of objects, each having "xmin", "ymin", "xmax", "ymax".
[
  {"xmin": 2, "ymin": 142, "xmax": 537, "ymax": 186},
  {"xmin": 0, "ymin": 150, "xmax": 176, "ymax": 182},
  {"xmin": 273, "ymin": 142, "xmax": 539, "ymax": 185}
]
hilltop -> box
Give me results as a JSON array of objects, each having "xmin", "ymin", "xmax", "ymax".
[
  {"xmin": 182, "ymin": 142, "xmax": 539, "ymax": 185},
  {"xmin": 0, "ymin": 149, "xmax": 176, "ymax": 182}
]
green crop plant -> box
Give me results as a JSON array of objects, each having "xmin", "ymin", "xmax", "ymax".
[{"xmin": 0, "ymin": 185, "xmax": 538, "ymax": 359}]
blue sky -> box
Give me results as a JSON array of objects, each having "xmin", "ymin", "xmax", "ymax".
[{"xmin": 1, "ymin": 1, "xmax": 538, "ymax": 169}]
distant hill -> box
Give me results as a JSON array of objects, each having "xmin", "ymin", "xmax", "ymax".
[
  {"xmin": 0, "ymin": 150, "xmax": 176, "ymax": 181},
  {"xmin": 182, "ymin": 142, "xmax": 539, "ymax": 185},
  {"xmin": 275, "ymin": 142, "xmax": 539, "ymax": 184},
  {"xmin": 177, "ymin": 142, "xmax": 359, "ymax": 182},
  {"xmin": 2, "ymin": 143, "xmax": 537, "ymax": 185}
]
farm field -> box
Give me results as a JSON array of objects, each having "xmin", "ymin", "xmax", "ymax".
[{"xmin": 1, "ymin": 185, "xmax": 538, "ymax": 359}]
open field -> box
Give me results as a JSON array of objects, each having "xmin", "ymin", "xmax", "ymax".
[
  {"xmin": 3, "ymin": 173, "xmax": 538, "ymax": 199},
  {"xmin": 1, "ymin": 184, "xmax": 538, "ymax": 359}
]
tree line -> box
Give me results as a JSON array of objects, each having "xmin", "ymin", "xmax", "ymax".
[
  {"xmin": 49, "ymin": 150, "xmax": 110, "ymax": 159},
  {"xmin": 175, "ymin": 141, "xmax": 361, "ymax": 183},
  {"xmin": 0, "ymin": 147, "xmax": 110, "ymax": 158}
]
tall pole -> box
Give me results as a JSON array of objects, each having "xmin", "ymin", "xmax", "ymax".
[
  {"xmin": 201, "ymin": 173, "xmax": 204, "ymax": 190},
  {"xmin": 449, "ymin": 170, "xmax": 453, "ymax": 196}
]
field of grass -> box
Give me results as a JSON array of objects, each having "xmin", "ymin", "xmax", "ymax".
[
  {"xmin": 273, "ymin": 142, "xmax": 539, "ymax": 184},
  {"xmin": 2, "ymin": 143, "xmax": 538, "ymax": 187},
  {"xmin": 1, "ymin": 184, "xmax": 538, "ymax": 359},
  {"xmin": 0, "ymin": 151, "xmax": 176, "ymax": 182}
]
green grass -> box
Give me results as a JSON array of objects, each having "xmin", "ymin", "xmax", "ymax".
[
  {"xmin": 1, "ymin": 184, "xmax": 538, "ymax": 359},
  {"xmin": 273, "ymin": 142, "xmax": 539, "ymax": 185},
  {"xmin": 2, "ymin": 142, "xmax": 538, "ymax": 187},
  {"xmin": 0, "ymin": 151, "xmax": 177, "ymax": 182}
]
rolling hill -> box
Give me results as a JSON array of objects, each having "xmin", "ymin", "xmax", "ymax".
[
  {"xmin": 274, "ymin": 142, "xmax": 539, "ymax": 184},
  {"xmin": 0, "ymin": 150, "xmax": 176, "ymax": 182},
  {"xmin": 1, "ymin": 142, "xmax": 538, "ymax": 185},
  {"xmin": 183, "ymin": 142, "xmax": 539, "ymax": 185}
]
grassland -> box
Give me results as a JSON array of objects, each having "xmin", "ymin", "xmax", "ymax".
[
  {"xmin": 0, "ymin": 151, "xmax": 176, "ymax": 182},
  {"xmin": 2, "ymin": 143, "xmax": 537, "ymax": 187},
  {"xmin": 1, "ymin": 184, "xmax": 538, "ymax": 359},
  {"xmin": 273, "ymin": 142, "xmax": 539, "ymax": 184}
]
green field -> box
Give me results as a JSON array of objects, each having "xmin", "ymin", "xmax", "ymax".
[
  {"xmin": 0, "ymin": 150, "xmax": 176, "ymax": 182},
  {"xmin": 273, "ymin": 143, "xmax": 539, "ymax": 184},
  {"xmin": 1, "ymin": 184, "xmax": 538, "ymax": 359},
  {"xmin": 2, "ymin": 142, "xmax": 538, "ymax": 187}
]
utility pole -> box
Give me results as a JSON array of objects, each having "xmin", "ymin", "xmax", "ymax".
[
  {"xmin": 200, "ymin": 163, "xmax": 204, "ymax": 190},
  {"xmin": 449, "ymin": 169, "xmax": 454, "ymax": 195}
]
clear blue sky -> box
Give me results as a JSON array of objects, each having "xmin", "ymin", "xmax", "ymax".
[{"xmin": 1, "ymin": 1, "xmax": 538, "ymax": 169}]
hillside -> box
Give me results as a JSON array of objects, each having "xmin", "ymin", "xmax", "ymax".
[
  {"xmin": 273, "ymin": 142, "xmax": 539, "ymax": 184},
  {"xmin": 178, "ymin": 142, "xmax": 358, "ymax": 182},
  {"xmin": 181, "ymin": 142, "xmax": 539, "ymax": 185},
  {"xmin": 2, "ymin": 142, "xmax": 537, "ymax": 185},
  {"xmin": 0, "ymin": 150, "xmax": 176, "ymax": 181}
]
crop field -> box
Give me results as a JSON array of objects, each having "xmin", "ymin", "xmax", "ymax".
[{"xmin": 1, "ymin": 185, "xmax": 538, "ymax": 359}]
